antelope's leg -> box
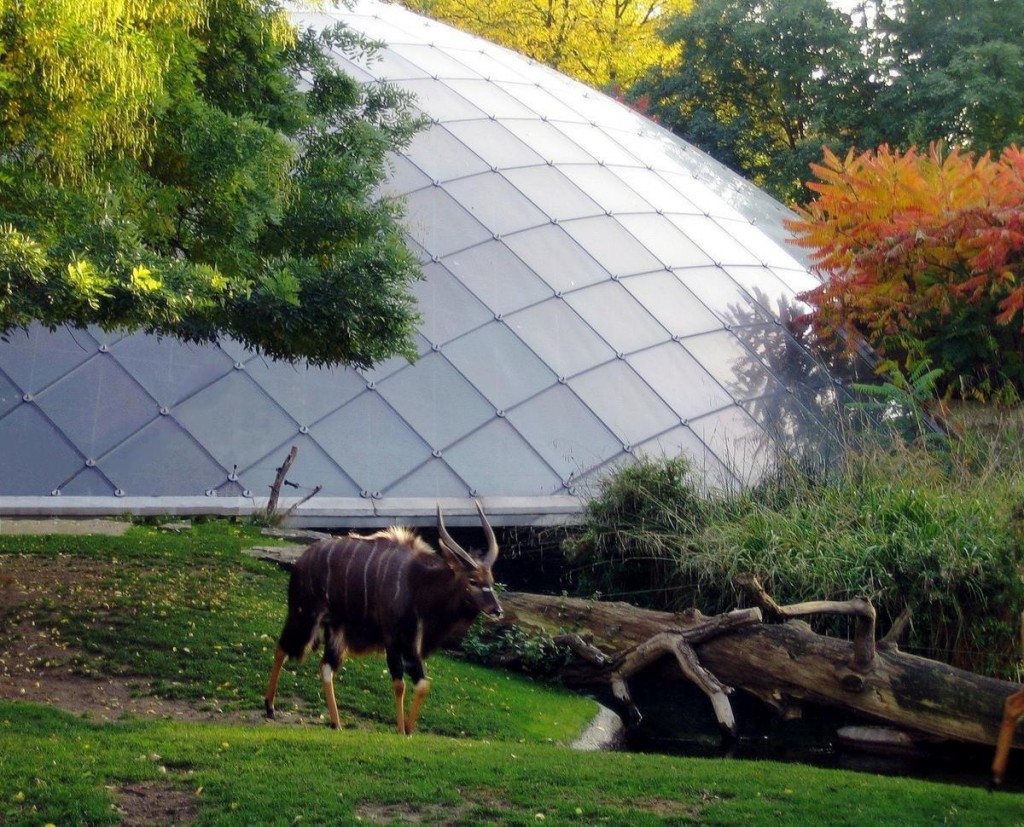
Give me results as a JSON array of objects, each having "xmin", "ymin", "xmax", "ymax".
[
  {"xmin": 406, "ymin": 678, "xmax": 431, "ymax": 734},
  {"xmin": 321, "ymin": 629, "xmax": 345, "ymax": 730},
  {"xmin": 403, "ymin": 658, "xmax": 429, "ymax": 735},
  {"xmin": 264, "ymin": 645, "xmax": 288, "ymax": 718},
  {"xmin": 993, "ymin": 687, "xmax": 1024, "ymax": 785},
  {"xmin": 387, "ymin": 648, "xmax": 407, "ymax": 734}
]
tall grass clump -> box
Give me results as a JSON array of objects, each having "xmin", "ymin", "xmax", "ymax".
[{"xmin": 566, "ymin": 422, "xmax": 1024, "ymax": 678}]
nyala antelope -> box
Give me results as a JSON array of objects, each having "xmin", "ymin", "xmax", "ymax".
[{"xmin": 264, "ymin": 502, "xmax": 502, "ymax": 734}]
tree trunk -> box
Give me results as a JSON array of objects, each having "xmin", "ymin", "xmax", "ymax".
[{"xmin": 499, "ymin": 591, "xmax": 1022, "ymax": 750}]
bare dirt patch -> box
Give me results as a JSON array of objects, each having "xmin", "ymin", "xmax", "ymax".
[
  {"xmin": 0, "ymin": 554, "xmax": 253, "ymax": 724},
  {"xmin": 115, "ymin": 782, "xmax": 199, "ymax": 826}
]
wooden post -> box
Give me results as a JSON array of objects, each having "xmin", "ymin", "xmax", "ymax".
[{"xmin": 266, "ymin": 446, "xmax": 298, "ymax": 519}]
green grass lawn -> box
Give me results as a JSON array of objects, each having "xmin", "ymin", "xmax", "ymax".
[{"xmin": 1, "ymin": 521, "xmax": 1022, "ymax": 825}]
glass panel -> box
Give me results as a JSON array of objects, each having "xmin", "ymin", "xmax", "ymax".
[
  {"xmin": 771, "ymin": 265, "xmax": 823, "ymax": 297},
  {"xmin": 722, "ymin": 265, "xmax": 799, "ymax": 319},
  {"xmin": 377, "ymin": 352, "xmax": 494, "ymax": 450},
  {"xmin": 244, "ymin": 358, "xmax": 366, "ymax": 428},
  {"xmin": 668, "ymin": 215, "xmax": 761, "ymax": 266},
  {"xmin": 504, "ymin": 225, "xmax": 608, "ymax": 293},
  {"xmin": 0, "ymin": 325, "xmax": 97, "ymax": 394},
  {"xmin": 59, "ymin": 467, "xmax": 115, "ymax": 496},
  {"xmin": 336, "ymin": 47, "xmax": 429, "ymax": 81},
  {"xmin": 443, "ymin": 48, "xmax": 527, "ymax": 84},
  {"xmin": 615, "ymin": 213, "xmax": 715, "ymax": 269},
  {"xmin": 555, "ymin": 122, "xmax": 644, "ymax": 167},
  {"xmin": 404, "ymin": 126, "xmax": 490, "ymax": 183},
  {"xmin": 564, "ymin": 282, "xmax": 667, "ymax": 354},
  {"xmin": 385, "ymin": 456, "xmax": 470, "ymax": 498},
  {"xmin": 502, "ymin": 166, "xmax": 603, "ymax": 220},
  {"xmin": 720, "ymin": 217, "xmax": 805, "ymax": 269},
  {"xmin": 559, "ymin": 165, "xmax": 652, "ymax": 214},
  {"xmin": 445, "ymin": 240, "xmax": 553, "ymax": 314},
  {"xmin": 744, "ymin": 390, "xmax": 841, "ymax": 466},
  {"xmin": 560, "ymin": 216, "xmax": 663, "ymax": 277},
  {"xmin": 505, "ymin": 298, "xmax": 615, "ymax": 378},
  {"xmin": 241, "ymin": 435, "xmax": 361, "ymax": 499},
  {"xmin": 379, "ymin": 150, "xmax": 430, "ymax": 199},
  {"xmin": 609, "ymin": 166, "xmax": 704, "ymax": 215},
  {"xmin": 412, "ymin": 262, "xmax": 493, "ymax": 345},
  {"xmin": 443, "ymin": 323, "xmax": 556, "ymax": 410},
  {"xmin": 658, "ymin": 170, "xmax": 745, "ymax": 221},
  {"xmin": 633, "ymin": 424, "xmax": 739, "ymax": 492},
  {"xmin": 399, "ymin": 79, "xmax": 488, "ymax": 121},
  {"xmin": 445, "ymin": 79, "xmax": 538, "ymax": 119},
  {"xmin": 402, "ymin": 186, "xmax": 492, "ymax": 256},
  {"xmin": 0, "ymin": 406, "xmax": 81, "ymax": 494},
  {"xmin": 628, "ymin": 342, "xmax": 735, "ymax": 422},
  {"xmin": 620, "ymin": 271, "xmax": 723, "ymax": 338},
  {"xmin": 559, "ymin": 88, "xmax": 638, "ymax": 127},
  {"xmin": 506, "ymin": 384, "xmax": 622, "ymax": 480},
  {"xmin": 100, "ymin": 416, "xmax": 226, "ymax": 496},
  {"xmin": 608, "ymin": 124, "xmax": 688, "ymax": 176},
  {"xmin": 676, "ymin": 266, "xmax": 771, "ymax": 327},
  {"xmin": 359, "ymin": 343, "xmax": 422, "ymax": 386},
  {"xmin": 390, "ymin": 43, "xmax": 480, "ymax": 79},
  {"xmin": 110, "ymin": 333, "xmax": 234, "ymax": 407},
  {"xmin": 688, "ymin": 405, "xmax": 775, "ymax": 488},
  {"xmin": 312, "ymin": 392, "xmax": 431, "ymax": 494},
  {"xmin": 443, "ymin": 172, "xmax": 548, "ymax": 235},
  {"xmin": 495, "ymin": 83, "xmax": 589, "ymax": 122},
  {"xmin": 730, "ymin": 323, "xmax": 831, "ymax": 394},
  {"xmin": 174, "ymin": 371, "xmax": 299, "ymax": 472},
  {"xmin": 34, "ymin": 356, "xmax": 157, "ymax": 459},
  {"xmin": 445, "ymin": 120, "xmax": 545, "ymax": 169},
  {"xmin": 0, "ymin": 370, "xmax": 20, "ymax": 416},
  {"xmin": 569, "ymin": 361, "xmax": 679, "ymax": 446},
  {"xmin": 682, "ymin": 330, "xmax": 782, "ymax": 401},
  {"xmin": 445, "ymin": 417, "xmax": 563, "ymax": 496},
  {"xmin": 320, "ymin": 11, "xmax": 410, "ymax": 45},
  {"xmin": 502, "ymin": 120, "xmax": 595, "ymax": 164}
]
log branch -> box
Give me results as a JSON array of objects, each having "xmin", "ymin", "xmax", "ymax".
[
  {"xmin": 737, "ymin": 574, "xmax": 876, "ymax": 671},
  {"xmin": 568, "ymin": 607, "xmax": 762, "ymax": 737}
]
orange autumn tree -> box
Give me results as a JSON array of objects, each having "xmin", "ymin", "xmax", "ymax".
[{"xmin": 787, "ymin": 144, "xmax": 1024, "ymax": 399}]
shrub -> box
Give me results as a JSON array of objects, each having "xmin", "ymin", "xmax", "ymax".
[
  {"xmin": 566, "ymin": 436, "xmax": 1024, "ymax": 677},
  {"xmin": 787, "ymin": 144, "xmax": 1024, "ymax": 400}
]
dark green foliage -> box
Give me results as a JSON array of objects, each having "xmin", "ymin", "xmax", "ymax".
[
  {"xmin": 872, "ymin": 0, "xmax": 1024, "ymax": 151},
  {"xmin": 567, "ymin": 439, "xmax": 1024, "ymax": 676},
  {"xmin": 462, "ymin": 621, "xmax": 574, "ymax": 676},
  {"xmin": 633, "ymin": 0, "xmax": 888, "ymax": 203},
  {"xmin": 636, "ymin": 0, "xmax": 1024, "ymax": 204}
]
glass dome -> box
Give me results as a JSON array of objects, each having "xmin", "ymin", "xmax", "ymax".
[{"xmin": 0, "ymin": 0, "xmax": 848, "ymax": 527}]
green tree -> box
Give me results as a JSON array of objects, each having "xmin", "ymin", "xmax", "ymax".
[
  {"xmin": 400, "ymin": 0, "xmax": 694, "ymax": 90},
  {"xmin": 872, "ymin": 0, "xmax": 1024, "ymax": 151},
  {"xmin": 0, "ymin": 0, "xmax": 423, "ymax": 368},
  {"xmin": 632, "ymin": 0, "xmax": 887, "ymax": 204}
]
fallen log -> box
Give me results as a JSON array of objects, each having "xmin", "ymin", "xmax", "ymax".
[{"xmin": 498, "ymin": 590, "xmax": 1023, "ymax": 751}]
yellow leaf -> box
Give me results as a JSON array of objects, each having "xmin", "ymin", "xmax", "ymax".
[{"xmin": 131, "ymin": 265, "xmax": 162, "ymax": 292}]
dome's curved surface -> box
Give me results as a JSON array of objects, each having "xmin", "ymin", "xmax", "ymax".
[{"xmin": 0, "ymin": 0, "xmax": 847, "ymax": 526}]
